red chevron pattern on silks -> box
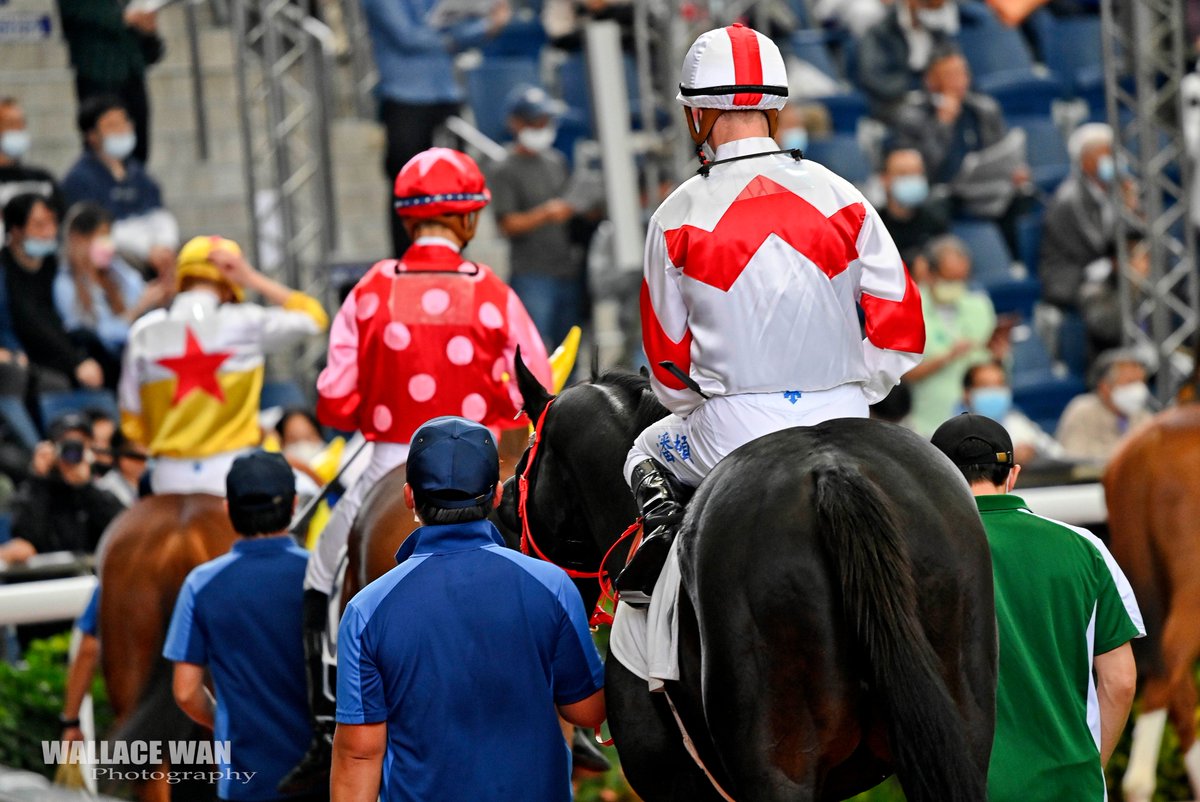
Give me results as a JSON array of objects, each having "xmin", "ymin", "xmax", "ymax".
[
  {"xmin": 640, "ymin": 280, "xmax": 694, "ymax": 391},
  {"xmin": 727, "ymin": 24, "xmax": 763, "ymax": 106},
  {"xmin": 663, "ymin": 176, "xmax": 864, "ymax": 292}
]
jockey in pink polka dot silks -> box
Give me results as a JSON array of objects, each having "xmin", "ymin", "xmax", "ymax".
[{"xmin": 281, "ymin": 147, "xmax": 551, "ymax": 794}]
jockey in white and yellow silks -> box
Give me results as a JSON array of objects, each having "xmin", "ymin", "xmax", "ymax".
[{"xmin": 118, "ymin": 236, "xmax": 329, "ymax": 495}]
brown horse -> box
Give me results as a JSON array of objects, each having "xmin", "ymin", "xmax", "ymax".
[
  {"xmin": 96, "ymin": 494, "xmax": 237, "ymax": 802},
  {"xmin": 1105, "ymin": 403, "xmax": 1200, "ymax": 802}
]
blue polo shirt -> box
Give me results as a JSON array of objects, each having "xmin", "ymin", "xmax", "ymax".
[
  {"xmin": 337, "ymin": 519, "xmax": 605, "ymax": 802},
  {"xmin": 163, "ymin": 536, "xmax": 312, "ymax": 802},
  {"xmin": 77, "ymin": 585, "xmax": 99, "ymax": 637}
]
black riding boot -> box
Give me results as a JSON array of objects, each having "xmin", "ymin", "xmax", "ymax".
[
  {"xmin": 615, "ymin": 459, "xmax": 686, "ymax": 607},
  {"xmin": 278, "ymin": 589, "xmax": 336, "ymax": 795}
]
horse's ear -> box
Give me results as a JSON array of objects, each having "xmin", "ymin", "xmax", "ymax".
[
  {"xmin": 639, "ymin": 365, "xmax": 650, "ymax": 379},
  {"xmin": 515, "ymin": 346, "xmax": 553, "ymax": 422}
]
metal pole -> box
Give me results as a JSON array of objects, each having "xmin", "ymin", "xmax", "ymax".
[
  {"xmin": 232, "ymin": 0, "xmax": 263, "ymax": 269},
  {"xmin": 184, "ymin": 0, "xmax": 209, "ymax": 161}
]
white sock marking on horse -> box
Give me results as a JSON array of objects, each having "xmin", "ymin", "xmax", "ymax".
[{"xmin": 1123, "ymin": 708, "xmax": 1167, "ymax": 802}]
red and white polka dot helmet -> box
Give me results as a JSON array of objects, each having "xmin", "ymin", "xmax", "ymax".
[
  {"xmin": 677, "ymin": 23, "xmax": 789, "ymax": 112},
  {"xmin": 393, "ymin": 147, "xmax": 491, "ymax": 219}
]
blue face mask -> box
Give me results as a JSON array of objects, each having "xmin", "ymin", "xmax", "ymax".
[
  {"xmin": 969, "ymin": 387, "xmax": 1013, "ymax": 421},
  {"xmin": 22, "ymin": 237, "xmax": 57, "ymax": 259},
  {"xmin": 779, "ymin": 127, "xmax": 808, "ymax": 153},
  {"xmin": 1096, "ymin": 154, "xmax": 1116, "ymax": 184},
  {"xmin": 891, "ymin": 174, "xmax": 929, "ymax": 208}
]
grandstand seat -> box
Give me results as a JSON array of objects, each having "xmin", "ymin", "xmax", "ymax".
[
  {"xmin": 1010, "ymin": 325, "xmax": 1054, "ymax": 374},
  {"xmin": 465, "ymin": 57, "xmax": 540, "ymax": 143},
  {"xmin": 790, "ymin": 30, "xmax": 841, "ymax": 82},
  {"xmin": 261, "ymin": 380, "xmax": 307, "ymax": 411},
  {"xmin": 976, "ymin": 70, "xmax": 1064, "ymax": 117},
  {"xmin": 1057, "ymin": 310, "xmax": 1090, "ymax": 378},
  {"xmin": 956, "ymin": 23, "xmax": 1035, "ymax": 79},
  {"xmin": 38, "ymin": 390, "xmax": 118, "ymax": 426},
  {"xmin": 950, "ymin": 220, "xmax": 1011, "ymax": 283},
  {"xmin": 1012, "ymin": 370, "xmax": 1086, "ymax": 434},
  {"xmin": 803, "ymin": 134, "xmax": 871, "ymax": 184},
  {"xmin": 558, "ymin": 52, "xmax": 642, "ymax": 134},
  {"xmin": 811, "ymin": 92, "xmax": 869, "ymax": 134},
  {"xmin": 1015, "ymin": 210, "xmax": 1043, "ymax": 273},
  {"xmin": 0, "ymin": 513, "xmax": 10, "ymax": 544},
  {"xmin": 1032, "ymin": 13, "xmax": 1103, "ymax": 95},
  {"xmin": 1011, "ymin": 115, "xmax": 1070, "ymax": 194},
  {"xmin": 480, "ymin": 16, "xmax": 547, "ymax": 60}
]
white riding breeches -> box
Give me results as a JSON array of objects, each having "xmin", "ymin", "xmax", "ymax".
[
  {"xmin": 150, "ymin": 449, "xmax": 252, "ymax": 496},
  {"xmin": 623, "ymin": 385, "xmax": 871, "ymax": 488},
  {"xmin": 303, "ymin": 442, "xmax": 410, "ymax": 595}
]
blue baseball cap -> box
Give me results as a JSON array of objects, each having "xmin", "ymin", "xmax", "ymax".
[
  {"xmin": 504, "ymin": 85, "xmax": 566, "ymax": 122},
  {"xmin": 407, "ymin": 417, "xmax": 500, "ymax": 509},
  {"xmin": 226, "ymin": 450, "xmax": 296, "ymax": 508}
]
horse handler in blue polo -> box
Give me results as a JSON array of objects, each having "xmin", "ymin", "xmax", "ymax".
[
  {"xmin": 331, "ymin": 416, "xmax": 606, "ymax": 802},
  {"xmin": 164, "ymin": 451, "xmax": 325, "ymax": 802}
]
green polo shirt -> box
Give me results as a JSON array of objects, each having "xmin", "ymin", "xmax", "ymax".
[{"xmin": 977, "ymin": 494, "xmax": 1144, "ymax": 802}]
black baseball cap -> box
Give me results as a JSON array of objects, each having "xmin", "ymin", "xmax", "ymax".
[
  {"xmin": 407, "ymin": 416, "xmax": 500, "ymax": 509},
  {"xmin": 226, "ymin": 450, "xmax": 295, "ymax": 508},
  {"xmin": 931, "ymin": 413, "xmax": 1014, "ymax": 467},
  {"xmin": 49, "ymin": 412, "xmax": 93, "ymax": 442}
]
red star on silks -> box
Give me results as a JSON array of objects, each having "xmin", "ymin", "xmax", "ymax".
[
  {"xmin": 155, "ymin": 327, "xmax": 234, "ymax": 403},
  {"xmin": 663, "ymin": 176, "xmax": 866, "ymax": 292}
]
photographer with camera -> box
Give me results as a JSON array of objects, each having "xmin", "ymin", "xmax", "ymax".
[{"xmin": 0, "ymin": 411, "xmax": 123, "ymax": 563}]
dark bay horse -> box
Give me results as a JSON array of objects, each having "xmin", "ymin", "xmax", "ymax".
[
  {"xmin": 1104, "ymin": 403, "xmax": 1200, "ymax": 802},
  {"xmin": 499, "ymin": 357, "xmax": 997, "ymax": 801},
  {"xmin": 96, "ymin": 494, "xmax": 237, "ymax": 801}
]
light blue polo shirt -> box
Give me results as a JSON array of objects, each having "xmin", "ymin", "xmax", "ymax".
[
  {"xmin": 164, "ymin": 535, "xmax": 312, "ymax": 801},
  {"xmin": 337, "ymin": 518, "xmax": 605, "ymax": 802}
]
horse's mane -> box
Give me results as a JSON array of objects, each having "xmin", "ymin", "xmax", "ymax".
[{"xmin": 592, "ymin": 369, "xmax": 670, "ymax": 432}]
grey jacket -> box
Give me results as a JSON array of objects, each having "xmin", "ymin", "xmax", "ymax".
[{"xmin": 1039, "ymin": 175, "xmax": 1114, "ymax": 309}]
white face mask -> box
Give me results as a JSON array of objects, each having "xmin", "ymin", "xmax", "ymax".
[
  {"xmin": 284, "ymin": 441, "xmax": 324, "ymax": 463},
  {"xmin": 1110, "ymin": 381, "xmax": 1150, "ymax": 417},
  {"xmin": 0, "ymin": 129, "xmax": 31, "ymax": 160},
  {"xmin": 102, "ymin": 132, "xmax": 137, "ymax": 161},
  {"xmin": 917, "ymin": 4, "xmax": 959, "ymax": 33},
  {"xmin": 517, "ymin": 126, "xmax": 557, "ymax": 153}
]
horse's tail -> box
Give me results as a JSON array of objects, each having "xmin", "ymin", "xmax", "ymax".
[{"xmin": 813, "ymin": 463, "xmax": 986, "ymax": 802}]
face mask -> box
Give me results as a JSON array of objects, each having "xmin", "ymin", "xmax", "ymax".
[
  {"xmin": 517, "ymin": 126, "xmax": 557, "ymax": 153},
  {"xmin": 22, "ymin": 237, "xmax": 57, "ymax": 259},
  {"xmin": 89, "ymin": 236, "xmax": 116, "ymax": 268},
  {"xmin": 931, "ymin": 279, "xmax": 966, "ymax": 305},
  {"xmin": 969, "ymin": 387, "xmax": 1013, "ymax": 421},
  {"xmin": 284, "ymin": 441, "xmax": 324, "ymax": 463},
  {"xmin": 779, "ymin": 127, "xmax": 808, "ymax": 152},
  {"xmin": 0, "ymin": 130, "xmax": 31, "ymax": 160},
  {"xmin": 917, "ymin": 4, "xmax": 959, "ymax": 33},
  {"xmin": 1096, "ymin": 154, "xmax": 1116, "ymax": 184},
  {"xmin": 891, "ymin": 175, "xmax": 929, "ymax": 208},
  {"xmin": 1111, "ymin": 381, "xmax": 1149, "ymax": 417},
  {"xmin": 102, "ymin": 132, "xmax": 137, "ymax": 161}
]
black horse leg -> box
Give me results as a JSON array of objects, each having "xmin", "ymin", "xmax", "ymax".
[{"xmin": 605, "ymin": 658, "xmax": 725, "ymax": 802}]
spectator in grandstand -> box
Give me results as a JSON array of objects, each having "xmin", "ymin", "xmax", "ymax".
[
  {"xmin": 773, "ymin": 103, "xmax": 833, "ymax": 153},
  {"xmin": 876, "ymin": 147, "xmax": 949, "ymax": 278},
  {"xmin": 86, "ymin": 407, "xmax": 118, "ymax": 476},
  {"xmin": 360, "ymin": 0, "xmax": 512, "ymax": 257},
  {"xmin": 893, "ymin": 45, "xmax": 1032, "ymax": 249},
  {"xmin": 1039, "ymin": 123, "xmax": 1138, "ymax": 312},
  {"xmin": 0, "ymin": 413, "xmax": 124, "ymax": 563},
  {"xmin": 61, "ymin": 97, "xmax": 178, "ymax": 279},
  {"xmin": 491, "ymin": 85, "xmax": 586, "ymax": 348},
  {"xmin": 332, "ymin": 417, "xmax": 604, "ymax": 802},
  {"xmin": 0, "ymin": 98, "xmax": 63, "ymax": 237},
  {"xmin": 276, "ymin": 408, "xmax": 326, "ymax": 464},
  {"xmin": 904, "ymin": 235, "xmax": 998, "ymax": 435},
  {"xmin": 94, "ymin": 427, "xmax": 147, "ymax": 508},
  {"xmin": 165, "ymin": 451, "xmax": 320, "ymax": 802},
  {"xmin": 543, "ymin": 0, "xmax": 633, "ymax": 51},
  {"xmin": 2, "ymin": 193, "xmax": 106, "ymax": 392},
  {"xmin": 56, "ymin": 202, "xmax": 168, "ymax": 368},
  {"xmin": 857, "ymin": 0, "xmax": 959, "ymax": 122},
  {"xmin": 57, "ymin": 0, "xmax": 162, "ymax": 165},
  {"xmin": 1057, "ymin": 349, "xmax": 1154, "ymax": 464},
  {"xmin": 1080, "ymin": 236, "xmax": 1151, "ymax": 357},
  {"xmin": 962, "ymin": 360, "xmax": 1066, "ymax": 464}
]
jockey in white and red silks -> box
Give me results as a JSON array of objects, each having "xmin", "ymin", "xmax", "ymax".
[
  {"xmin": 282, "ymin": 147, "xmax": 551, "ymax": 793},
  {"xmin": 615, "ymin": 23, "xmax": 926, "ymax": 603}
]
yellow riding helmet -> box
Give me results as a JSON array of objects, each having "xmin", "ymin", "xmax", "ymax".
[{"xmin": 176, "ymin": 235, "xmax": 246, "ymax": 302}]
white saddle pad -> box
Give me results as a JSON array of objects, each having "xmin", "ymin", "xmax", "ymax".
[{"xmin": 609, "ymin": 535, "xmax": 683, "ymax": 692}]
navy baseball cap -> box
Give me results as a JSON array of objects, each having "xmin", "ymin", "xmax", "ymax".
[
  {"xmin": 226, "ymin": 450, "xmax": 296, "ymax": 507},
  {"xmin": 931, "ymin": 413, "xmax": 1014, "ymax": 467},
  {"xmin": 407, "ymin": 417, "xmax": 500, "ymax": 509},
  {"xmin": 504, "ymin": 85, "xmax": 566, "ymax": 122}
]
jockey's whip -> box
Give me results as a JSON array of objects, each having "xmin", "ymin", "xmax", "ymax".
[{"xmin": 288, "ymin": 436, "xmax": 371, "ymax": 535}]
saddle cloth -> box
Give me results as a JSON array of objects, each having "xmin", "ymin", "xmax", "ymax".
[{"xmin": 609, "ymin": 535, "xmax": 684, "ymax": 692}]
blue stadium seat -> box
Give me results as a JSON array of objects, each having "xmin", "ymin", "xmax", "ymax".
[
  {"xmin": 950, "ymin": 220, "xmax": 1011, "ymax": 283},
  {"xmin": 1012, "ymin": 116, "xmax": 1070, "ymax": 193},
  {"xmin": 811, "ymin": 92, "xmax": 868, "ymax": 134},
  {"xmin": 956, "ymin": 23, "xmax": 1035, "ymax": 79},
  {"xmin": 976, "ymin": 70, "xmax": 1064, "ymax": 117},
  {"xmin": 790, "ymin": 30, "xmax": 841, "ymax": 82},
  {"xmin": 1033, "ymin": 14, "xmax": 1103, "ymax": 94},
  {"xmin": 480, "ymin": 16, "xmax": 547, "ymax": 60},
  {"xmin": 39, "ymin": 390, "xmax": 118, "ymax": 427},
  {"xmin": 261, "ymin": 380, "xmax": 307, "ymax": 411},
  {"xmin": 803, "ymin": 134, "xmax": 870, "ymax": 184},
  {"xmin": 0, "ymin": 513, "xmax": 11, "ymax": 544},
  {"xmin": 1012, "ymin": 371, "xmax": 1086, "ymax": 434},
  {"xmin": 1057, "ymin": 310, "xmax": 1090, "ymax": 378},
  {"xmin": 558, "ymin": 52, "xmax": 642, "ymax": 133},
  {"xmin": 1010, "ymin": 325, "xmax": 1054, "ymax": 374},
  {"xmin": 465, "ymin": 57, "xmax": 540, "ymax": 142}
]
